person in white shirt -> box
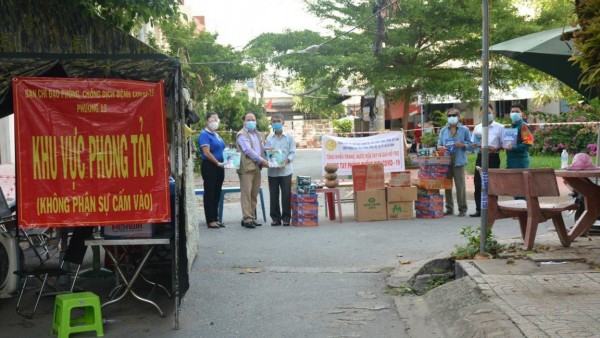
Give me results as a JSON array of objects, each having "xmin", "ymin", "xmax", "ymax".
[
  {"xmin": 470, "ymin": 104, "xmax": 505, "ymax": 217},
  {"xmin": 264, "ymin": 114, "xmax": 296, "ymax": 226}
]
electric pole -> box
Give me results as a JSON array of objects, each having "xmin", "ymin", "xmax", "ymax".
[{"xmin": 373, "ymin": 0, "xmax": 386, "ymax": 131}]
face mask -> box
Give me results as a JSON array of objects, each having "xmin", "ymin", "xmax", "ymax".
[
  {"xmin": 272, "ymin": 122, "xmax": 282, "ymax": 131},
  {"xmin": 424, "ymin": 128, "xmax": 433, "ymax": 133},
  {"xmin": 208, "ymin": 121, "xmax": 219, "ymax": 130},
  {"xmin": 510, "ymin": 112, "xmax": 521, "ymax": 123},
  {"xmin": 447, "ymin": 116, "xmax": 458, "ymax": 125},
  {"xmin": 488, "ymin": 114, "xmax": 494, "ymax": 122},
  {"xmin": 245, "ymin": 121, "xmax": 257, "ymax": 131}
]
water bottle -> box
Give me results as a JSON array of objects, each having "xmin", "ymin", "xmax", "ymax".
[{"xmin": 561, "ymin": 149, "xmax": 569, "ymax": 169}]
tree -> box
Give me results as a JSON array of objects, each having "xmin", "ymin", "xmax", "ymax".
[
  {"xmin": 572, "ymin": 0, "xmax": 600, "ymax": 94},
  {"xmin": 246, "ymin": 0, "xmax": 573, "ymax": 129},
  {"xmin": 204, "ymin": 85, "xmax": 267, "ymax": 143},
  {"xmin": 157, "ymin": 20, "xmax": 257, "ymax": 129},
  {"xmin": 75, "ymin": 0, "xmax": 183, "ymax": 32},
  {"xmin": 245, "ymin": 30, "xmax": 347, "ymax": 117}
]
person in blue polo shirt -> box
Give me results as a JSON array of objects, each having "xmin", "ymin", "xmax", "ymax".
[{"xmin": 198, "ymin": 113, "xmax": 226, "ymax": 229}]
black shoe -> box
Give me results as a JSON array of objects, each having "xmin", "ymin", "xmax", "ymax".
[
  {"xmin": 252, "ymin": 221, "xmax": 262, "ymax": 227},
  {"xmin": 217, "ymin": 222, "xmax": 226, "ymax": 227},
  {"xmin": 444, "ymin": 210, "xmax": 453, "ymax": 216},
  {"xmin": 241, "ymin": 221, "xmax": 255, "ymax": 228},
  {"xmin": 469, "ymin": 212, "xmax": 481, "ymax": 217},
  {"xmin": 271, "ymin": 220, "xmax": 282, "ymax": 226},
  {"xmin": 282, "ymin": 221, "xmax": 290, "ymax": 226}
]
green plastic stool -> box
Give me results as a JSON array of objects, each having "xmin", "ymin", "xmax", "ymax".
[{"xmin": 51, "ymin": 292, "xmax": 104, "ymax": 338}]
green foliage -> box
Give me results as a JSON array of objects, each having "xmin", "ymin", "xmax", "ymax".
[
  {"xmin": 204, "ymin": 86, "xmax": 267, "ymax": 134},
  {"xmin": 420, "ymin": 132, "xmax": 438, "ymax": 148},
  {"xmin": 451, "ymin": 226, "xmax": 503, "ymax": 260},
  {"xmin": 77, "ymin": 0, "xmax": 183, "ymax": 33},
  {"xmin": 159, "ymin": 20, "xmax": 257, "ymax": 109},
  {"xmin": 530, "ymin": 100, "xmax": 600, "ymax": 155},
  {"xmin": 332, "ymin": 118, "xmax": 354, "ymax": 134},
  {"xmin": 465, "ymin": 152, "xmax": 598, "ymax": 175},
  {"xmin": 572, "ymin": 0, "xmax": 600, "ymax": 92}
]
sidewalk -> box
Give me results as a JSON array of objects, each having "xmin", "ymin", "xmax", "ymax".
[{"xmin": 394, "ymin": 227, "xmax": 600, "ymax": 337}]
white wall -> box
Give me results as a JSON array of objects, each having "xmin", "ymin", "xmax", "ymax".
[{"xmin": 0, "ymin": 115, "xmax": 14, "ymax": 164}]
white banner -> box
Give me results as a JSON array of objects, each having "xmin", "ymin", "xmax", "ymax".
[{"xmin": 322, "ymin": 132, "xmax": 405, "ymax": 176}]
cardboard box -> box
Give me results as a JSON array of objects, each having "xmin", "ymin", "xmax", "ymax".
[
  {"xmin": 352, "ymin": 163, "xmax": 385, "ymax": 192},
  {"xmin": 415, "ymin": 201, "xmax": 444, "ymax": 211},
  {"xmin": 292, "ymin": 210, "xmax": 319, "ymax": 219},
  {"xmin": 416, "ymin": 210, "xmax": 445, "ymax": 219},
  {"xmin": 412, "ymin": 156, "xmax": 451, "ymax": 166},
  {"xmin": 292, "ymin": 193, "xmax": 318, "ymax": 203},
  {"xmin": 417, "ymin": 188, "xmax": 440, "ymax": 196},
  {"xmin": 291, "ymin": 202, "xmax": 319, "ymax": 211},
  {"xmin": 418, "ymin": 164, "xmax": 450, "ymax": 179},
  {"xmin": 416, "ymin": 179, "xmax": 453, "ymax": 190},
  {"xmin": 387, "ymin": 201, "xmax": 414, "ymax": 220},
  {"xmin": 354, "ymin": 189, "xmax": 387, "ymax": 221},
  {"xmin": 388, "ymin": 171, "xmax": 411, "ymax": 187},
  {"xmin": 103, "ymin": 223, "xmax": 154, "ymax": 238},
  {"xmin": 386, "ymin": 186, "xmax": 417, "ymax": 202},
  {"xmin": 292, "ymin": 216, "xmax": 319, "ymax": 227},
  {"xmin": 417, "ymin": 194, "xmax": 444, "ymax": 204}
]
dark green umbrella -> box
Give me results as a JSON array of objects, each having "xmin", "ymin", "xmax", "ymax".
[{"xmin": 490, "ymin": 26, "xmax": 597, "ymax": 99}]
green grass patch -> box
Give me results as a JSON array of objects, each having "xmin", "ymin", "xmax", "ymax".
[{"xmin": 465, "ymin": 153, "xmax": 597, "ymax": 175}]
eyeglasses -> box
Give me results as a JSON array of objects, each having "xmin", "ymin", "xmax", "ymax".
[{"xmin": 447, "ymin": 114, "xmax": 458, "ymax": 117}]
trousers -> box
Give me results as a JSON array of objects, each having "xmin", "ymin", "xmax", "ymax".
[
  {"xmin": 473, "ymin": 153, "xmax": 501, "ymax": 213},
  {"xmin": 268, "ymin": 174, "xmax": 292, "ymax": 222},
  {"xmin": 238, "ymin": 170, "xmax": 261, "ymax": 221}
]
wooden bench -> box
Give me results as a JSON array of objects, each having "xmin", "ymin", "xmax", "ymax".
[{"xmin": 486, "ymin": 168, "xmax": 578, "ymax": 250}]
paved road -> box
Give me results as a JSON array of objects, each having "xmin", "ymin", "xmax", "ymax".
[
  {"xmin": 0, "ymin": 149, "xmax": 568, "ymax": 337},
  {"xmin": 174, "ymin": 149, "xmax": 553, "ymax": 337}
]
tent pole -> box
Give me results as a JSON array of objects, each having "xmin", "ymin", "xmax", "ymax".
[{"xmin": 173, "ymin": 68, "xmax": 181, "ymax": 330}]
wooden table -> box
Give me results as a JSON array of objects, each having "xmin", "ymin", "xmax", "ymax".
[{"xmin": 555, "ymin": 169, "xmax": 600, "ymax": 242}]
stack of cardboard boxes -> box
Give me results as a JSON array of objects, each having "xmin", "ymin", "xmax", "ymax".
[
  {"xmin": 352, "ymin": 164, "xmax": 417, "ymax": 221},
  {"xmin": 292, "ymin": 175, "xmax": 319, "ymax": 226},
  {"xmin": 352, "ymin": 163, "xmax": 387, "ymax": 221},
  {"xmin": 386, "ymin": 171, "xmax": 417, "ymax": 220},
  {"xmin": 413, "ymin": 157, "xmax": 451, "ymax": 218}
]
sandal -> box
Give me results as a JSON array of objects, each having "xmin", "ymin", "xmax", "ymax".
[
  {"xmin": 271, "ymin": 220, "xmax": 282, "ymax": 226},
  {"xmin": 207, "ymin": 222, "xmax": 220, "ymax": 229}
]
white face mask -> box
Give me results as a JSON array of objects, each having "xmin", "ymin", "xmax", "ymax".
[{"xmin": 208, "ymin": 121, "xmax": 219, "ymax": 130}]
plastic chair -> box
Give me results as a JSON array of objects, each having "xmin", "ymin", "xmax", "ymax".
[
  {"xmin": 13, "ymin": 227, "xmax": 93, "ymax": 318},
  {"xmin": 51, "ymin": 291, "xmax": 104, "ymax": 338}
]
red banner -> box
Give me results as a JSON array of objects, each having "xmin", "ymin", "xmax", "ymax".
[{"xmin": 13, "ymin": 77, "xmax": 171, "ymax": 228}]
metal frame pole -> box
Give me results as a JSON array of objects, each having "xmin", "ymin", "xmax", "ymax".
[{"xmin": 480, "ymin": 0, "xmax": 490, "ymax": 253}]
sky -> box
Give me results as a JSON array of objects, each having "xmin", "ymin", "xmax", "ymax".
[{"xmin": 187, "ymin": 0, "xmax": 326, "ymax": 49}]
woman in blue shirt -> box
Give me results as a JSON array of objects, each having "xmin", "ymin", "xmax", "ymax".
[{"xmin": 198, "ymin": 113, "xmax": 226, "ymax": 229}]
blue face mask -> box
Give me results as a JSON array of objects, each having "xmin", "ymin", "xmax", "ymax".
[
  {"xmin": 510, "ymin": 112, "xmax": 521, "ymax": 123},
  {"xmin": 272, "ymin": 122, "xmax": 282, "ymax": 131},
  {"xmin": 447, "ymin": 116, "xmax": 458, "ymax": 125},
  {"xmin": 488, "ymin": 114, "xmax": 494, "ymax": 122},
  {"xmin": 245, "ymin": 121, "xmax": 257, "ymax": 131}
]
